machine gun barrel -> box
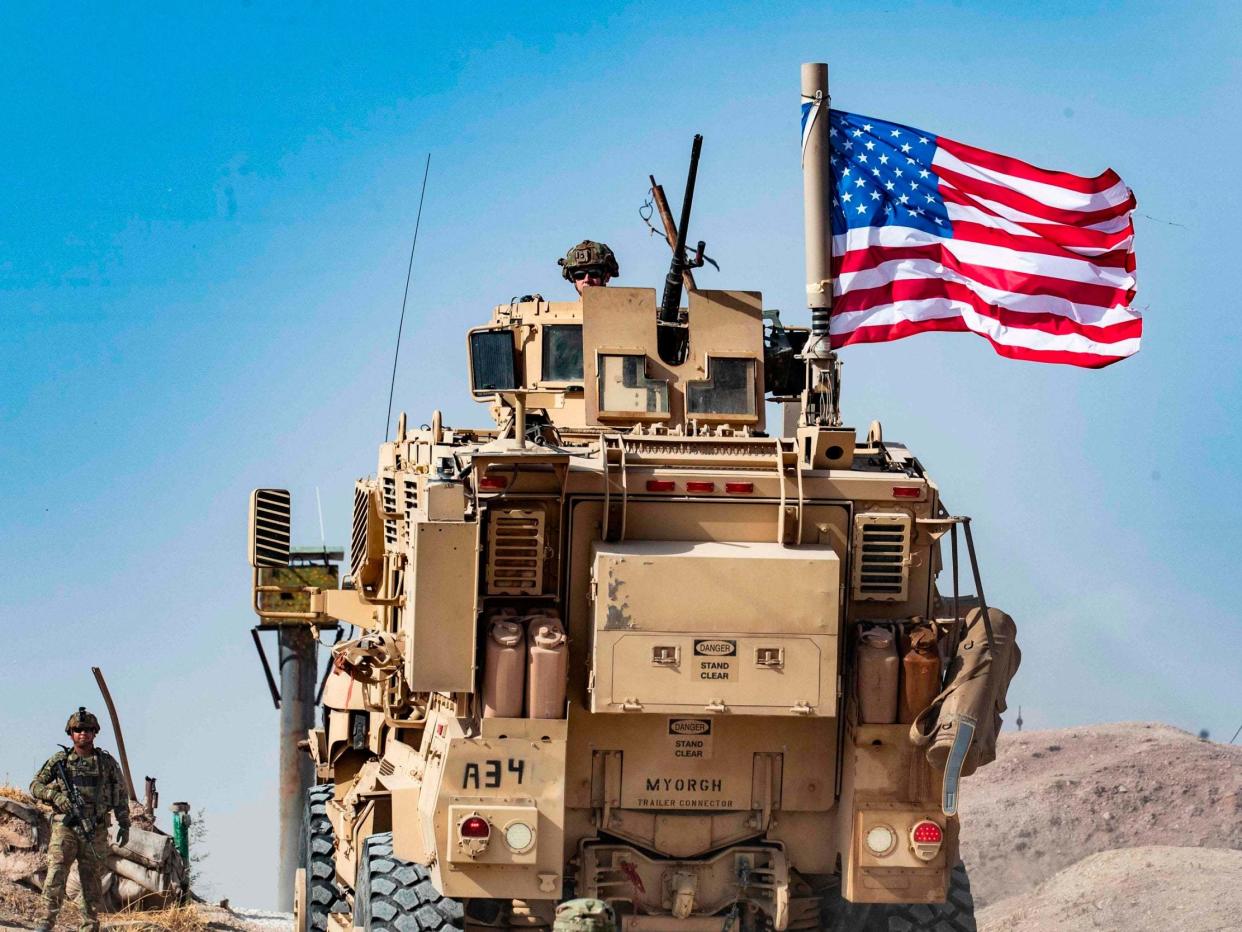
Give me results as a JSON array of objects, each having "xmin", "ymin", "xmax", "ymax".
[
  {"xmin": 648, "ymin": 176, "xmax": 696, "ymax": 292},
  {"xmin": 53, "ymin": 748, "xmax": 98, "ymax": 838},
  {"xmin": 659, "ymin": 134, "xmax": 703, "ymax": 327}
]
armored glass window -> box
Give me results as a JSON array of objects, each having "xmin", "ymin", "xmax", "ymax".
[
  {"xmin": 541, "ymin": 325, "xmax": 584, "ymax": 383},
  {"xmin": 598, "ymin": 354, "xmax": 669, "ymax": 416},
  {"xmin": 470, "ymin": 330, "xmax": 519, "ymax": 393},
  {"xmin": 686, "ymin": 357, "xmax": 757, "ymax": 416}
]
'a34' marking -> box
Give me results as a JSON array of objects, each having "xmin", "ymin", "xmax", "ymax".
[{"xmin": 462, "ymin": 758, "xmax": 527, "ymax": 790}]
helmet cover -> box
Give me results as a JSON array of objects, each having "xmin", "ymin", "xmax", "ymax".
[
  {"xmin": 65, "ymin": 707, "xmax": 101, "ymax": 734},
  {"xmin": 558, "ymin": 241, "xmax": 619, "ymax": 281}
]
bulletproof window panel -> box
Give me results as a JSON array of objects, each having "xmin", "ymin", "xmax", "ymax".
[
  {"xmin": 542, "ymin": 325, "xmax": 584, "ymax": 383},
  {"xmin": 598, "ymin": 354, "xmax": 669, "ymax": 415},
  {"xmin": 687, "ymin": 358, "xmax": 757, "ymax": 416},
  {"xmin": 470, "ymin": 330, "xmax": 519, "ymax": 393}
]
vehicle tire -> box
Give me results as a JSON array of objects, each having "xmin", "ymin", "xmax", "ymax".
[
  {"xmin": 303, "ymin": 783, "xmax": 346, "ymax": 932},
  {"xmin": 355, "ymin": 832, "xmax": 465, "ymax": 931},
  {"xmin": 821, "ymin": 862, "xmax": 976, "ymax": 931}
]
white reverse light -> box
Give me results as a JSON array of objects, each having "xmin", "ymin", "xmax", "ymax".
[
  {"xmin": 504, "ymin": 820, "xmax": 535, "ymax": 854},
  {"xmin": 864, "ymin": 824, "xmax": 897, "ymax": 856}
]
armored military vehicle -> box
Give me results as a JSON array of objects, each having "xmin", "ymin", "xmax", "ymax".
[{"xmin": 247, "ymin": 63, "xmax": 1019, "ymax": 932}]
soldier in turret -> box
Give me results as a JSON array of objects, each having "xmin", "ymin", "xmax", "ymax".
[
  {"xmin": 558, "ymin": 240, "xmax": 619, "ymax": 294},
  {"xmin": 29, "ymin": 707, "xmax": 131, "ymax": 932}
]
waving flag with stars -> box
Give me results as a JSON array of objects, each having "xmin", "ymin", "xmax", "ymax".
[{"xmin": 809, "ymin": 108, "xmax": 1139, "ymax": 367}]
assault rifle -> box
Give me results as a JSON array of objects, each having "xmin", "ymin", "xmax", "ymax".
[{"xmin": 53, "ymin": 746, "xmax": 98, "ymax": 838}]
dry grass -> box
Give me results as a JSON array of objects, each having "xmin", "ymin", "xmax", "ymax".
[
  {"xmin": 0, "ymin": 886, "xmax": 221, "ymax": 932},
  {"xmin": 101, "ymin": 904, "xmax": 210, "ymax": 931},
  {"xmin": 0, "ymin": 876, "xmax": 51, "ymax": 924},
  {"xmin": 0, "ymin": 877, "xmax": 31, "ymax": 908},
  {"xmin": 0, "ymin": 784, "xmax": 37, "ymax": 807}
]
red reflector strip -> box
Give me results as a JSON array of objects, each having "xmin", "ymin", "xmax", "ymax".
[
  {"xmin": 724, "ymin": 482, "xmax": 754, "ymax": 494},
  {"xmin": 892, "ymin": 486, "xmax": 922, "ymax": 498},
  {"xmin": 912, "ymin": 821, "xmax": 943, "ymax": 843},
  {"xmin": 646, "ymin": 480, "xmax": 676, "ymax": 492},
  {"xmin": 685, "ymin": 481, "xmax": 715, "ymax": 493},
  {"xmin": 479, "ymin": 476, "xmax": 508, "ymax": 491},
  {"xmin": 460, "ymin": 816, "xmax": 490, "ymax": 838}
]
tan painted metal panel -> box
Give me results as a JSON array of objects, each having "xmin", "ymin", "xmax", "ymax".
[
  {"xmin": 402, "ymin": 521, "xmax": 479, "ymax": 692},
  {"xmin": 592, "ymin": 632, "xmax": 833, "ymax": 716},
  {"xmin": 581, "ymin": 287, "xmax": 766, "ymax": 431},
  {"xmin": 399, "ymin": 711, "xmax": 567, "ymax": 900},
  {"xmin": 591, "ymin": 540, "xmax": 839, "ymax": 633}
]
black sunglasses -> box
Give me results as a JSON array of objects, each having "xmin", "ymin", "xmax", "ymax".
[
  {"xmin": 70, "ymin": 727, "xmax": 97, "ymax": 734},
  {"xmin": 571, "ymin": 268, "xmax": 605, "ymax": 281}
]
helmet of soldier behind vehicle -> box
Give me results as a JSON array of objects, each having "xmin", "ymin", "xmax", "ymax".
[
  {"xmin": 552, "ymin": 898, "xmax": 616, "ymax": 932},
  {"xmin": 65, "ymin": 706, "xmax": 100, "ymax": 735},
  {"xmin": 558, "ymin": 240, "xmax": 619, "ymax": 283}
]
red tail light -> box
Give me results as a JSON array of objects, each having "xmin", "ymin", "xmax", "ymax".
[
  {"xmin": 892, "ymin": 486, "xmax": 921, "ymax": 498},
  {"xmin": 479, "ymin": 476, "xmax": 508, "ymax": 491},
  {"xmin": 685, "ymin": 481, "xmax": 715, "ymax": 493},
  {"xmin": 724, "ymin": 482, "xmax": 754, "ymax": 494},
  {"xmin": 912, "ymin": 820, "xmax": 943, "ymax": 844},
  {"xmin": 646, "ymin": 480, "xmax": 675, "ymax": 492},
  {"xmin": 460, "ymin": 816, "xmax": 491, "ymax": 839}
]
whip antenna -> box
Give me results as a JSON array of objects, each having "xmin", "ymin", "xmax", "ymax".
[
  {"xmin": 315, "ymin": 485, "xmax": 328, "ymax": 566},
  {"xmin": 385, "ymin": 152, "xmax": 432, "ymax": 442}
]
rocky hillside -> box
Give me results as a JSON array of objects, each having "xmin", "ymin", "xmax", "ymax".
[
  {"xmin": 958, "ymin": 725, "xmax": 1242, "ymax": 929},
  {"xmin": 976, "ymin": 845, "xmax": 1242, "ymax": 931},
  {"xmin": 959, "ymin": 722, "xmax": 1241, "ymax": 911}
]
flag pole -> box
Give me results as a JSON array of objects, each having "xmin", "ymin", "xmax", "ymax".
[{"xmin": 800, "ymin": 61, "xmax": 842, "ymax": 426}]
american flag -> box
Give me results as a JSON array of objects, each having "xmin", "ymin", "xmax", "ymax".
[{"xmin": 803, "ymin": 106, "xmax": 1140, "ymax": 367}]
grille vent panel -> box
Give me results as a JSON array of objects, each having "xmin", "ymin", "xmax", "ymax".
[
  {"xmin": 852, "ymin": 512, "xmax": 912, "ymax": 602},
  {"xmin": 351, "ymin": 482, "xmax": 383, "ymax": 591},
  {"xmin": 381, "ymin": 475, "xmax": 399, "ymax": 548},
  {"xmin": 486, "ymin": 508, "xmax": 546, "ymax": 595},
  {"xmin": 350, "ymin": 485, "xmax": 368, "ymax": 582},
  {"xmin": 249, "ymin": 489, "xmax": 291, "ymax": 567},
  {"xmin": 403, "ymin": 477, "xmax": 420, "ymax": 522}
]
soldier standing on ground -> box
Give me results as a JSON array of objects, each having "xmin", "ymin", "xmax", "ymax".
[
  {"xmin": 558, "ymin": 240, "xmax": 619, "ymax": 294},
  {"xmin": 29, "ymin": 707, "xmax": 131, "ymax": 932}
]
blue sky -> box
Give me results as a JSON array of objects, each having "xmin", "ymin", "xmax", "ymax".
[{"xmin": 2, "ymin": 0, "xmax": 1238, "ymax": 910}]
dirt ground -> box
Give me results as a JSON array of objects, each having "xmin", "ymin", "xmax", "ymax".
[
  {"xmin": 1, "ymin": 721, "xmax": 1237, "ymax": 931},
  {"xmin": 959, "ymin": 721, "xmax": 1241, "ymax": 914},
  {"xmin": 976, "ymin": 845, "xmax": 1242, "ymax": 931}
]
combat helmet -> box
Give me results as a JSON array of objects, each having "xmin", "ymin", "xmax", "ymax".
[
  {"xmin": 65, "ymin": 706, "xmax": 100, "ymax": 734},
  {"xmin": 558, "ymin": 240, "xmax": 619, "ymax": 282}
]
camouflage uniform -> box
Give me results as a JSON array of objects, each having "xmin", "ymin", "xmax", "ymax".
[
  {"xmin": 29, "ymin": 715, "xmax": 129, "ymax": 932},
  {"xmin": 552, "ymin": 898, "xmax": 616, "ymax": 932}
]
